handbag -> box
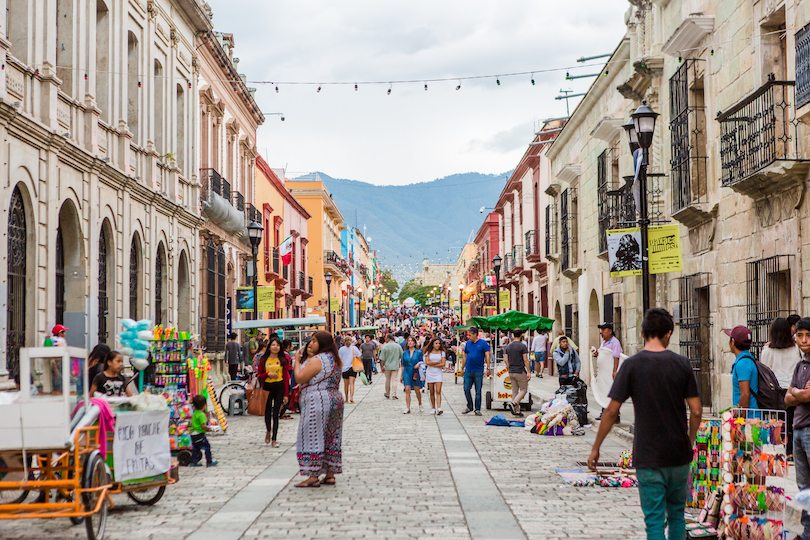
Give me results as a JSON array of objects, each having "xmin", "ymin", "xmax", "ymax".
[
  {"xmin": 352, "ymin": 356, "xmax": 363, "ymax": 372},
  {"xmin": 247, "ymin": 386, "xmax": 269, "ymax": 416},
  {"xmin": 359, "ymin": 372, "xmax": 369, "ymax": 385},
  {"xmin": 244, "ymin": 376, "xmax": 257, "ymax": 401}
]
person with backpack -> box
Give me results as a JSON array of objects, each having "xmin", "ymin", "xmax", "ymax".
[{"xmin": 725, "ymin": 325, "xmax": 758, "ymax": 409}]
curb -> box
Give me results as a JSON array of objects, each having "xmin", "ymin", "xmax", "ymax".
[{"xmin": 529, "ymin": 391, "xmax": 635, "ymax": 444}]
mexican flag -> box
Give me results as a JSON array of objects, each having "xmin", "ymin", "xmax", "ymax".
[{"xmin": 280, "ymin": 235, "xmax": 293, "ymax": 265}]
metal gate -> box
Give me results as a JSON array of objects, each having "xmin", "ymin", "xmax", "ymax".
[
  {"xmin": 678, "ymin": 273, "xmax": 712, "ymax": 405},
  {"xmin": 55, "ymin": 227, "xmax": 65, "ymax": 324},
  {"xmin": 98, "ymin": 228, "xmax": 109, "ymax": 343},
  {"xmin": 130, "ymin": 238, "xmax": 139, "ymax": 319},
  {"xmin": 7, "ymin": 188, "xmax": 27, "ymax": 380}
]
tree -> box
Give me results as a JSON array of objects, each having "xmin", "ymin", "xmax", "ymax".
[
  {"xmin": 399, "ymin": 279, "xmax": 433, "ymax": 306},
  {"xmin": 379, "ymin": 269, "xmax": 399, "ymax": 296}
]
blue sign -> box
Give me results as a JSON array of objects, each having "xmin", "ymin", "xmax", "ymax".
[{"xmin": 226, "ymin": 297, "xmax": 232, "ymax": 336}]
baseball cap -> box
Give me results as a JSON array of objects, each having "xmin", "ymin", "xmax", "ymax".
[
  {"xmin": 722, "ymin": 325, "xmax": 752, "ymax": 347},
  {"xmin": 597, "ymin": 322, "xmax": 614, "ymax": 331},
  {"xmin": 52, "ymin": 324, "xmax": 69, "ymax": 335}
]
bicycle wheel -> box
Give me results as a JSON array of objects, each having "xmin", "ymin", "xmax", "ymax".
[
  {"xmin": 219, "ymin": 383, "xmax": 245, "ymax": 414},
  {"xmin": 127, "ymin": 485, "xmax": 166, "ymax": 506},
  {"xmin": 0, "ymin": 458, "xmax": 29, "ymax": 505},
  {"xmin": 81, "ymin": 453, "xmax": 108, "ymax": 540}
]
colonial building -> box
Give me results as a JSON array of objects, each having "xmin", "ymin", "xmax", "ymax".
[
  {"xmin": 465, "ymin": 212, "xmax": 500, "ymax": 317},
  {"xmin": 197, "ymin": 30, "xmax": 263, "ymax": 356},
  {"xmin": 0, "ymin": 0, "xmax": 212, "ymax": 386}
]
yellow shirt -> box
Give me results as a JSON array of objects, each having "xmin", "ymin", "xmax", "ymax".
[{"xmin": 264, "ymin": 356, "xmax": 283, "ymax": 383}]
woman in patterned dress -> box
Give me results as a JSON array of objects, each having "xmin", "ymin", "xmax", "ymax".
[{"xmin": 293, "ymin": 331, "xmax": 344, "ymax": 487}]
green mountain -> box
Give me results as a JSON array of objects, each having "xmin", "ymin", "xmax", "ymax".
[{"xmin": 295, "ymin": 172, "xmax": 508, "ymax": 284}]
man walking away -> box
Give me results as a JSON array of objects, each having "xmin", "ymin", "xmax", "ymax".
[
  {"xmin": 462, "ymin": 326, "xmax": 491, "ymax": 416},
  {"xmin": 594, "ymin": 322, "xmax": 623, "ymax": 422},
  {"xmin": 359, "ymin": 335, "xmax": 378, "ymax": 384},
  {"xmin": 588, "ymin": 308, "xmax": 701, "ymax": 540},
  {"xmin": 505, "ymin": 329, "xmax": 530, "ymax": 417},
  {"xmin": 784, "ymin": 317, "xmax": 810, "ymax": 540},
  {"xmin": 725, "ymin": 325, "xmax": 759, "ymax": 409},
  {"xmin": 531, "ymin": 330, "xmax": 549, "ymax": 377},
  {"xmin": 225, "ymin": 333, "xmax": 242, "ymax": 381},
  {"xmin": 380, "ymin": 334, "xmax": 403, "ymax": 399}
]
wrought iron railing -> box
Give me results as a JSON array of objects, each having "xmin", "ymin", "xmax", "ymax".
[
  {"xmin": 717, "ymin": 75, "xmax": 800, "ymax": 187},
  {"xmin": 298, "ymin": 271, "xmax": 306, "ymax": 291},
  {"xmin": 797, "ymin": 22, "xmax": 810, "ymax": 108},
  {"xmin": 503, "ymin": 253, "xmax": 514, "ymax": 274},
  {"xmin": 670, "ymin": 60, "xmax": 708, "ymax": 213},
  {"xmin": 234, "ymin": 192, "xmax": 245, "ymax": 212},
  {"xmin": 283, "ymin": 265, "xmax": 288, "ymax": 280},
  {"xmin": 560, "ymin": 189, "xmax": 576, "ymax": 271},
  {"xmin": 324, "ymin": 250, "xmax": 351, "ymax": 276},
  {"xmin": 308, "ymin": 276, "xmax": 314, "ymax": 295},
  {"xmin": 746, "ymin": 255, "xmax": 793, "ymax": 355},
  {"xmin": 272, "ymin": 247, "xmax": 279, "ymax": 274},
  {"xmin": 525, "ymin": 230, "xmax": 539, "ymax": 258},
  {"xmin": 544, "ymin": 204, "xmax": 558, "ymax": 256},
  {"xmin": 678, "ymin": 272, "xmax": 712, "ymax": 403},
  {"xmin": 244, "ymin": 203, "xmax": 261, "ymax": 224},
  {"xmin": 512, "ymin": 245, "xmax": 523, "ymax": 269},
  {"xmin": 597, "ymin": 148, "xmax": 617, "ymax": 253}
]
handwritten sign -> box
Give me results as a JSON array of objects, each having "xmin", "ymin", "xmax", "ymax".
[{"xmin": 113, "ymin": 410, "xmax": 171, "ymax": 482}]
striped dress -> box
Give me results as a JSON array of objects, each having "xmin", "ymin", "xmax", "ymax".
[{"xmin": 296, "ymin": 352, "xmax": 344, "ymax": 476}]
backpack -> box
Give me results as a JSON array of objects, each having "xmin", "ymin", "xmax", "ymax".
[{"xmin": 749, "ymin": 353, "xmax": 786, "ymax": 410}]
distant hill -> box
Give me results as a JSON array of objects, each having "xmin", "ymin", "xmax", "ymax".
[{"xmin": 292, "ymin": 172, "xmax": 508, "ymax": 284}]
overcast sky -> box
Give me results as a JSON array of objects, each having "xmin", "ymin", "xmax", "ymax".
[{"xmin": 205, "ymin": 1, "xmax": 630, "ymax": 186}]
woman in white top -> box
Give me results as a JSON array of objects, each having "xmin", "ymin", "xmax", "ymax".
[
  {"xmin": 761, "ymin": 317, "xmax": 801, "ymax": 458},
  {"xmin": 338, "ymin": 337, "xmax": 361, "ymax": 404},
  {"xmin": 423, "ymin": 337, "xmax": 446, "ymax": 415}
]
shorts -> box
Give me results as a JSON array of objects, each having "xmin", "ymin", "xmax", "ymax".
[{"xmin": 342, "ymin": 370, "xmax": 356, "ymax": 380}]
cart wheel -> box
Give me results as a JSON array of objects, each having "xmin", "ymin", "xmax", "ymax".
[
  {"xmin": 219, "ymin": 383, "xmax": 245, "ymax": 415},
  {"xmin": 0, "ymin": 458, "xmax": 29, "ymax": 505},
  {"xmin": 81, "ymin": 453, "xmax": 108, "ymax": 540},
  {"xmin": 127, "ymin": 485, "xmax": 166, "ymax": 506},
  {"xmin": 522, "ymin": 396, "xmax": 533, "ymax": 411},
  {"xmin": 176, "ymin": 450, "xmax": 193, "ymax": 466},
  {"xmin": 485, "ymin": 391, "xmax": 492, "ymax": 410}
]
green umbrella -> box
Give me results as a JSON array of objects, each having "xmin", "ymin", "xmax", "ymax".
[{"xmin": 466, "ymin": 310, "xmax": 554, "ymax": 332}]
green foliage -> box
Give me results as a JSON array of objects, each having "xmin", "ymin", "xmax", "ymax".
[
  {"xmin": 379, "ymin": 269, "xmax": 399, "ymax": 295},
  {"xmin": 398, "ymin": 279, "xmax": 435, "ymax": 306}
]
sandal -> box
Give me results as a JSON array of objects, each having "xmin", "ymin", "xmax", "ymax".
[
  {"xmin": 271, "ymin": 441, "xmax": 280, "ymax": 448},
  {"xmin": 322, "ymin": 476, "xmax": 336, "ymax": 485},
  {"xmin": 265, "ymin": 432, "xmax": 272, "ymax": 444},
  {"xmin": 295, "ymin": 479, "xmax": 320, "ymax": 488}
]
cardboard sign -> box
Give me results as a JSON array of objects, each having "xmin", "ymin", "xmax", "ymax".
[
  {"xmin": 606, "ymin": 228, "xmax": 643, "ymax": 277},
  {"xmin": 648, "ymin": 225, "xmax": 683, "ymax": 274},
  {"xmin": 113, "ymin": 410, "xmax": 171, "ymax": 482}
]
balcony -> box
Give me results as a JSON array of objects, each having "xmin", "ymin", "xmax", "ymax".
[
  {"xmin": 200, "ymin": 168, "xmax": 243, "ymax": 234},
  {"xmin": 324, "ymin": 250, "xmax": 351, "ymax": 278},
  {"xmin": 503, "ymin": 253, "xmax": 514, "ymax": 274},
  {"xmin": 265, "ymin": 247, "xmax": 280, "ymax": 281},
  {"xmin": 245, "ymin": 202, "xmax": 261, "ymax": 224},
  {"xmin": 509, "ymin": 245, "xmax": 524, "ymax": 275},
  {"xmin": 717, "ymin": 75, "xmax": 809, "ymax": 198},
  {"xmin": 308, "ymin": 276, "xmax": 314, "ymax": 296},
  {"xmin": 525, "ymin": 230, "xmax": 542, "ymax": 262},
  {"xmin": 292, "ymin": 270, "xmax": 307, "ymax": 297},
  {"xmin": 234, "ymin": 192, "xmax": 245, "ymax": 212}
]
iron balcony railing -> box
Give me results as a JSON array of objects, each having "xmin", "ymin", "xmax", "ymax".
[
  {"xmin": 272, "ymin": 247, "xmax": 279, "ymax": 274},
  {"xmin": 234, "ymin": 192, "xmax": 245, "ymax": 212},
  {"xmin": 245, "ymin": 203, "xmax": 261, "ymax": 224},
  {"xmin": 525, "ymin": 230, "xmax": 540, "ymax": 258},
  {"xmin": 670, "ymin": 60, "xmax": 708, "ymax": 213},
  {"xmin": 511, "ymin": 245, "xmax": 523, "ymax": 269},
  {"xmin": 717, "ymin": 75, "xmax": 800, "ymax": 187},
  {"xmin": 503, "ymin": 253, "xmax": 514, "ymax": 274},
  {"xmin": 298, "ymin": 271, "xmax": 306, "ymax": 291},
  {"xmin": 308, "ymin": 276, "xmax": 314, "ymax": 295},
  {"xmin": 324, "ymin": 250, "xmax": 351, "ymax": 276},
  {"xmin": 200, "ymin": 168, "xmax": 232, "ymax": 204}
]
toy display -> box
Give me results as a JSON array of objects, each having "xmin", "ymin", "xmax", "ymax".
[
  {"xmin": 689, "ymin": 420, "xmax": 722, "ymax": 508},
  {"xmin": 719, "ymin": 408, "xmax": 787, "ymax": 540}
]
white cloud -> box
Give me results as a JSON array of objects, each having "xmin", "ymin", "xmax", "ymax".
[{"xmin": 207, "ymin": 0, "xmax": 630, "ymax": 185}]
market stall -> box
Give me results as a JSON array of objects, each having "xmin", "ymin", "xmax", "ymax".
[
  {"xmin": 466, "ymin": 311, "xmax": 553, "ymax": 411},
  {"xmin": 232, "ymin": 316, "xmax": 326, "ymax": 352}
]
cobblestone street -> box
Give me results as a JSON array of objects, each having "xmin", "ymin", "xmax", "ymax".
[{"xmin": 1, "ymin": 374, "xmax": 645, "ymax": 540}]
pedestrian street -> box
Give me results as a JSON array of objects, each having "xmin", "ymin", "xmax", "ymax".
[{"xmin": 1, "ymin": 374, "xmax": 645, "ymax": 540}]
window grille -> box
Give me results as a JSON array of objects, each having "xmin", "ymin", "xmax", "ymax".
[
  {"xmin": 155, "ymin": 244, "xmax": 165, "ymax": 326},
  {"xmin": 217, "ymin": 246, "xmax": 226, "ymax": 352},
  {"xmin": 796, "ymin": 22, "xmax": 810, "ymax": 108},
  {"xmin": 204, "ymin": 240, "xmax": 217, "ymax": 351},
  {"xmin": 7, "ymin": 187, "xmax": 27, "ymax": 380},
  {"xmin": 597, "ymin": 149, "xmax": 616, "ymax": 253},
  {"xmin": 56, "ymin": 227, "xmax": 65, "ymax": 324},
  {"xmin": 746, "ymin": 255, "xmax": 793, "ymax": 354},
  {"xmin": 98, "ymin": 228, "xmax": 109, "ymax": 344},
  {"xmin": 129, "ymin": 238, "xmax": 139, "ymax": 320},
  {"xmin": 678, "ymin": 272, "xmax": 712, "ymax": 403},
  {"xmin": 670, "ymin": 60, "xmax": 709, "ymax": 213},
  {"xmin": 560, "ymin": 188, "xmax": 577, "ymax": 271},
  {"xmin": 564, "ymin": 304, "xmax": 573, "ymax": 339}
]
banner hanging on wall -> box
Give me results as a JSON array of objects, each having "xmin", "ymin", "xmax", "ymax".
[
  {"xmin": 648, "ymin": 225, "xmax": 683, "ymax": 274},
  {"xmin": 606, "ymin": 228, "xmax": 643, "ymax": 278},
  {"xmin": 256, "ymin": 286, "xmax": 275, "ymax": 312}
]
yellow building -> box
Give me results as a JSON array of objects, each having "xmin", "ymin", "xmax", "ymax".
[{"xmin": 286, "ymin": 175, "xmax": 348, "ymax": 331}]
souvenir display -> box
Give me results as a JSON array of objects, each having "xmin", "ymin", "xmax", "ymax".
[{"xmin": 690, "ymin": 420, "xmax": 722, "ymax": 508}]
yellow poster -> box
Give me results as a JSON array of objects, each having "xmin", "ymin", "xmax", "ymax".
[
  {"xmin": 648, "ymin": 225, "xmax": 683, "ymax": 275},
  {"xmin": 330, "ymin": 297, "xmax": 340, "ymax": 312},
  {"xmin": 360, "ymin": 301, "xmax": 366, "ymax": 311},
  {"xmin": 256, "ymin": 286, "xmax": 275, "ymax": 312},
  {"xmin": 462, "ymin": 304, "xmax": 469, "ymax": 320},
  {"xmin": 499, "ymin": 290, "xmax": 510, "ymax": 309},
  {"xmin": 450, "ymin": 298, "xmax": 456, "ymax": 307}
]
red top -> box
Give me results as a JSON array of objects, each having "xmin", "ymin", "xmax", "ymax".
[{"xmin": 257, "ymin": 352, "xmax": 290, "ymax": 398}]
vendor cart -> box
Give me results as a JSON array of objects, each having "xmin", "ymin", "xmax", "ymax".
[
  {"xmin": 466, "ymin": 311, "xmax": 553, "ymax": 411},
  {"xmin": 451, "ymin": 326, "xmax": 468, "ymax": 384},
  {"xmin": 0, "ymin": 347, "xmax": 111, "ymax": 540}
]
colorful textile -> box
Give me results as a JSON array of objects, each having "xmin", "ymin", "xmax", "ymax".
[
  {"xmin": 296, "ymin": 352, "xmax": 344, "ymax": 476},
  {"xmin": 556, "ymin": 469, "xmax": 638, "ymax": 488}
]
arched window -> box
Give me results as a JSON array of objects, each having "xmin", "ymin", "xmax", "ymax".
[
  {"xmin": 130, "ymin": 235, "xmax": 141, "ymax": 319},
  {"xmin": 154, "ymin": 59, "xmax": 164, "ymax": 154},
  {"xmin": 7, "ymin": 187, "xmax": 28, "ymax": 380},
  {"xmin": 177, "ymin": 251, "xmax": 190, "ymax": 331},
  {"xmin": 127, "ymin": 31, "xmax": 139, "ymax": 143},
  {"xmin": 56, "ymin": 201, "xmax": 86, "ymax": 331},
  {"xmin": 98, "ymin": 226, "xmax": 110, "ymax": 343},
  {"xmin": 96, "ymin": 0, "xmax": 110, "ymax": 122},
  {"xmin": 55, "ymin": 226, "xmax": 65, "ymax": 324},
  {"xmin": 155, "ymin": 243, "xmax": 166, "ymax": 325}
]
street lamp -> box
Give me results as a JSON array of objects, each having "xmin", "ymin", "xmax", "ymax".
[
  {"xmin": 458, "ymin": 283, "xmax": 464, "ymax": 323},
  {"xmin": 626, "ymin": 100, "xmax": 659, "ymax": 314},
  {"xmin": 325, "ymin": 271, "xmax": 333, "ymax": 333},
  {"xmin": 247, "ymin": 220, "xmax": 264, "ymax": 320},
  {"xmin": 492, "ymin": 254, "xmax": 503, "ymax": 364},
  {"xmin": 357, "ymin": 286, "xmax": 363, "ymax": 327}
]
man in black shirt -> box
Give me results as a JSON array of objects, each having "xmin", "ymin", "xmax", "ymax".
[
  {"xmin": 504, "ymin": 329, "xmax": 530, "ymax": 417},
  {"xmin": 785, "ymin": 317, "xmax": 810, "ymax": 540},
  {"xmin": 588, "ymin": 308, "xmax": 701, "ymax": 540}
]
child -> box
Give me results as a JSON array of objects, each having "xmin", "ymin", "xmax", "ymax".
[
  {"xmin": 89, "ymin": 350, "xmax": 133, "ymax": 397},
  {"xmin": 188, "ymin": 395, "xmax": 217, "ymax": 467}
]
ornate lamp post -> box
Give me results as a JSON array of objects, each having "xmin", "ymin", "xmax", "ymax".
[
  {"xmin": 247, "ymin": 221, "xmax": 264, "ymax": 320},
  {"xmin": 325, "ymin": 271, "xmax": 333, "ymax": 333}
]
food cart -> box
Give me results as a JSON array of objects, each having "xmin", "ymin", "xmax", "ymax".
[
  {"xmin": 466, "ymin": 311, "xmax": 554, "ymax": 411},
  {"xmin": 0, "ymin": 347, "xmax": 175, "ymax": 540},
  {"xmin": 451, "ymin": 325, "xmax": 469, "ymax": 384}
]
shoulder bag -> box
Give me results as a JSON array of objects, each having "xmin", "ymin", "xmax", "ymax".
[{"xmin": 246, "ymin": 383, "xmax": 269, "ymax": 416}]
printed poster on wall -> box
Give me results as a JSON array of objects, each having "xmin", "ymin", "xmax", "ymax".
[
  {"xmin": 112, "ymin": 410, "xmax": 171, "ymax": 482},
  {"xmin": 359, "ymin": 301, "xmax": 366, "ymax": 311},
  {"xmin": 235, "ymin": 287, "xmax": 255, "ymax": 312},
  {"xmin": 462, "ymin": 304, "xmax": 470, "ymax": 320},
  {"xmin": 648, "ymin": 225, "xmax": 683, "ymax": 274},
  {"xmin": 499, "ymin": 290, "xmax": 510, "ymax": 309},
  {"xmin": 256, "ymin": 286, "xmax": 275, "ymax": 312},
  {"xmin": 330, "ymin": 297, "xmax": 340, "ymax": 312},
  {"xmin": 606, "ymin": 228, "xmax": 643, "ymax": 278}
]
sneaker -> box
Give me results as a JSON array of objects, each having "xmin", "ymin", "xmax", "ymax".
[
  {"xmin": 418, "ymin": 405, "xmax": 424, "ymax": 413},
  {"xmin": 430, "ymin": 408, "xmax": 436, "ymax": 414},
  {"xmin": 437, "ymin": 408, "xmax": 443, "ymax": 415},
  {"xmin": 403, "ymin": 409, "xmax": 411, "ymax": 414},
  {"xmin": 462, "ymin": 408, "xmax": 472, "ymax": 414},
  {"xmin": 513, "ymin": 411, "xmax": 524, "ymax": 417},
  {"xmin": 207, "ymin": 461, "xmax": 219, "ymax": 467},
  {"xmin": 188, "ymin": 462, "xmax": 202, "ymax": 467},
  {"xmin": 539, "ymin": 373, "xmax": 544, "ymax": 378},
  {"xmin": 474, "ymin": 410, "xmax": 482, "ymax": 416}
]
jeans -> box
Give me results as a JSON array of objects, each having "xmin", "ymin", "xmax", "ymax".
[
  {"xmin": 228, "ymin": 363, "xmax": 238, "ymax": 381},
  {"xmin": 463, "ymin": 371, "xmax": 484, "ymax": 411},
  {"xmin": 263, "ymin": 381, "xmax": 285, "ymax": 441},
  {"xmin": 794, "ymin": 427, "xmax": 810, "ymax": 538},
  {"xmin": 362, "ymin": 358, "xmax": 374, "ymax": 382},
  {"xmin": 636, "ymin": 464, "xmax": 690, "ymax": 540},
  {"xmin": 190, "ymin": 434, "xmax": 213, "ymax": 465}
]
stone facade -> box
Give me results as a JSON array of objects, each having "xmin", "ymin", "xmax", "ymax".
[{"xmin": 0, "ymin": 0, "xmax": 211, "ymax": 385}]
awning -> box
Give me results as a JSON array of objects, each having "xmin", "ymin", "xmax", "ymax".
[
  {"xmin": 462, "ymin": 281, "xmax": 478, "ymax": 301},
  {"xmin": 341, "ymin": 326, "xmax": 379, "ymax": 332},
  {"xmin": 232, "ymin": 316, "xmax": 326, "ymax": 330}
]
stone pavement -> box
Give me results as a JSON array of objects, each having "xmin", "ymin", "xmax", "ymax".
[{"xmin": 1, "ymin": 373, "xmax": 647, "ymax": 540}]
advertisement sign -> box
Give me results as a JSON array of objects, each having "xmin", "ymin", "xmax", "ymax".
[
  {"xmin": 648, "ymin": 225, "xmax": 683, "ymax": 274},
  {"xmin": 112, "ymin": 410, "xmax": 171, "ymax": 482},
  {"xmin": 499, "ymin": 290, "xmax": 510, "ymax": 309},
  {"xmin": 256, "ymin": 286, "xmax": 275, "ymax": 312},
  {"xmin": 606, "ymin": 228, "xmax": 643, "ymax": 278},
  {"xmin": 462, "ymin": 304, "xmax": 469, "ymax": 320},
  {"xmin": 450, "ymin": 298, "xmax": 456, "ymax": 307},
  {"xmin": 330, "ymin": 297, "xmax": 340, "ymax": 312},
  {"xmin": 235, "ymin": 287, "xmax": 254, "ymax": 312},
  {"xmin": 226, "ymin": 297, "xmax": 232, "ymax": 336},
  {"xmin": 360, "ymin": 301, "xmax": 366, "ymax": 311}
]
